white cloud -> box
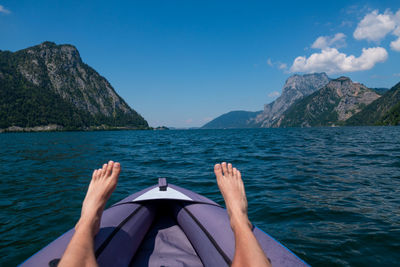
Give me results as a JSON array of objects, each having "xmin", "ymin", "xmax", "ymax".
[
  {"xmin": 394, "ymin": 73, "xmax": 400, "ymax": 77},
  {"xmin": 290, "ymin": 47, "xmax": 388, "ymax": 74},
  {"xmin": 390, "ymin": 37, "xmax": 400, "ymax": 51},
  {"xmin": 267, "ymin": 58, "xmax": 288, "ymax": 71},
  {"xmin": 311, "ymin": 33, "xmax": 346, "ymax": 49},
  {"xmin": 289, "ymin": 8, "xmax": 400, "ymax": 74},
  {"xmin": 278, "ymin": 63, "xmax": 287, "ymax": 70},
  {"xmin": 268, "ymin": 91, "xmax": 280, "ymax": 98},
  {"xmin": 340, "ymin": 20, "xmax": 353, "ymax": 28},
  {"xmin": 390, "ymin": 17, "xmax": 400, "ymax": 51},
  {"xmin": 353, "ymin": 10, "xmax": 396, "ymax": 41},
  {"xmin": 0, "ymin": 5, "xmax": 10, "ymax": 14},
  {"xmin": 394, "ymin": 25, "xmax": 400, "ymax": 36},
  {"xmin": 312, "ymin": 37, "xmax": 328, "ymax": 49},
  {"xmin": 343, "ymin": 5, "xmax": 372, "ymax": 17}
]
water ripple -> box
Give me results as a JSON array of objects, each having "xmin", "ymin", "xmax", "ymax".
[{"xmin": 0, "ymin": 127, "xmax": 399, "ymax": 266}]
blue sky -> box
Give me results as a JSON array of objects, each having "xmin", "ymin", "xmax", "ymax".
[{"xmin": 1, "ymin": 0, "xmax": 399, "ymax": 127}]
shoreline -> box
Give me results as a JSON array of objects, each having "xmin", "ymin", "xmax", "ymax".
[
  {"xmin": 1, "ymin": 124, "xmax": 397, "ymax": 133},
  {"xmin": 0, "ymin": 124, "xmax": 152, "ymax": 133}
]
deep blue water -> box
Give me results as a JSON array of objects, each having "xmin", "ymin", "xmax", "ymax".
[{"xmin": 1, "ymin": 127, "xmax": 400, "ymax": 266}]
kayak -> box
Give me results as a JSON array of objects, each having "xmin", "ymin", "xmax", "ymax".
[{"xmin": 21, "ymin": 178, "xmax": 308, "ymax": 266}]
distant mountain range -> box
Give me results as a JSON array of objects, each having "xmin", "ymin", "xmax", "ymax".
[
  {"xmin": 371, "ymin": 88, "xmax": 389, "ymax": 95},
  {"xmin": 1, "ymin": 42, "xmax": 398, "ymax": 131},
  {"xmin": 0, "ymin": 41, "xmax": 148, "ymax": 131},
  {"xmin": 202, "ymin": 110, "xmax": 262, "ymax": 129},
  {"xmin": 203, "ymin": 73, "xmax": 400, "ymax": 128}
]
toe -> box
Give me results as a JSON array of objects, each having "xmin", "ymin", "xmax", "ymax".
[
  {"xmin": 233, "ymin": 167, "xmax": 237, "ymax": 176},
  {"xmin": 237, "ymin": 169, "xmax": 242, "ymax": 180},
  {"xmin": 221, "ymin": 162, "xmax": 228, "ymax": 176},
  {"xmin": 92, "ymin": 169, "xmax": 98, "ymax": 180},
  {"xmin": 106, "ymin": 161, "xmax": 114, "ymax": 176},
  {"xmin": 228, "ymin": 163, "xmax": 233, "ymax": 176},
  {"xmin": 214, "ymin": 164, "xmax": 223, "ymax": 180},
  {"xmin": 100, "ymin": 164, "xmax": 107, "ymax": 177},
  {"xmin": 111, "ymin": 162, "xmax": 121, "ymax": 180}
]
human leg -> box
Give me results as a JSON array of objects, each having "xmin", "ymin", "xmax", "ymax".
[
  {"xmin": 214, "ymin": 162, "xmax": 271, "ymax": 267},
  {"xmin": 58, "ymin": 161, "xmax": 120, "ymax": 267}
]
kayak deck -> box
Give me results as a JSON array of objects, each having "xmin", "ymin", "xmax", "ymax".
[
  {"xmin": 21, "ymin": 181, "xmax": 309, "ymax": 267},
  {"xmin": 132, "ymin": 203, "xmax": 203, "ymax": 266}
]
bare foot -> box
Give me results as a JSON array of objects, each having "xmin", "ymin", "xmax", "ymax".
[
  {"xmin": 76, "ymin": 161, "xmax": 121, "ymax": 236},
  {"xmin": 214, "ymin": 162, "xmax": 251, "ymax": 230}
]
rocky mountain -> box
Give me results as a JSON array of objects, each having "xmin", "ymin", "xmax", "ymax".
[
  {"xmin": 201, "ymin": 110, "xmax": 262, "ymax": 129},
  {"xmin": 346, "ymin": 82, "xmax": 400, "ymax": 126},
  {"xmin": 276, "ymin": 77, "xmax": 381, "ymax": 127},
  {"xmin": 252, "ymin": 72, "xmax": 330, "ymax": 127},
  {"xmin": 0, "ymin": 42, "xmax": 148, "ymax": 131}
]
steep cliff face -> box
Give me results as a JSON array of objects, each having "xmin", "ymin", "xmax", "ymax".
[
  {"xmin": 253, "ymin": 73, "xmax": 330, "ymax": 127},
  {"xmin": 276, "ymin": 77, "xmax": 381, "ymax": 127},
  {"xmin": 16, "ymin": 42, "xmax": 135, "ymax": 118},
  {"xmin": 0, "ymin": 41, "xmax": 148, "ymax": 130}
]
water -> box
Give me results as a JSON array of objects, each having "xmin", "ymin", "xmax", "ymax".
[{"xmin": 1, "ymin": 127, "xmax": 399, "ymax": 266}]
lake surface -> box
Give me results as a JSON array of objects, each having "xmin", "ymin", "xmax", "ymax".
[{"xmin": 1, "ymin": 127, "xmax": 399, "ymax": 266}]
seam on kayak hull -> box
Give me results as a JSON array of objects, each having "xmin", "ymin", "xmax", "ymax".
[
  {"xmin": 182, "ymin": 205, "xmax": 232, "ymax": 266},
  {"xmin": 95, "ymin": 205, "xmax": 143, "ymax": 258}
]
